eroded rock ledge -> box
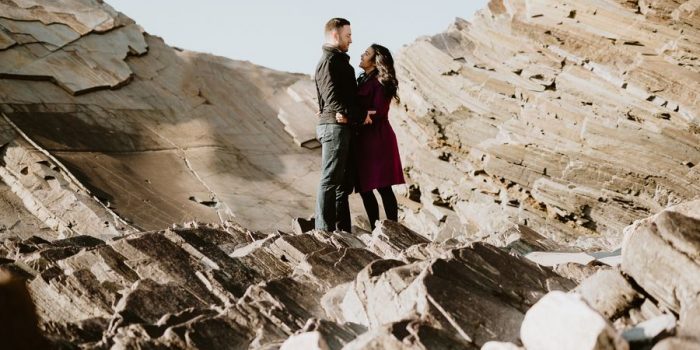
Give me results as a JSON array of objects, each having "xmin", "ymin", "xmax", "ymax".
[
  {"xmin": 1, "ymin": 219, "xmax": 576, "ymax": 349},
  {"xmin": 0, "ymin": 0, "xmax": 323, "ymax": 234},
  {"xmin": 0, "ymin": 0, "xmax": 148, "ymax": 95},
  {"xmin": 393, "ymin": 0, "xmax": 700, "ymax": 250},
  {"xmin": 2, "ymin": 199, "xmax": 700, "ymax": 349}
]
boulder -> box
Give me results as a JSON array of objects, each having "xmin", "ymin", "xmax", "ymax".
[
  {"xmin": 622, "ymin": 204, "xmax": 700, "ymax": 313},
  {"xmin": 520, "ymin": 291, "xmax": 628, "ymax": 350},
  {"xmin": 342, "ymin": 244, "xmax": 574, "ymax": 346},
  {"xmin": 575, "ymin": 269, "xmax": 641, "ymax": 319}
]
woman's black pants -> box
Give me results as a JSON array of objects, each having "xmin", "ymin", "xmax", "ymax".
[{"xmin": 359, "ymin": 186, "xmax": 398, "ymax": 230}]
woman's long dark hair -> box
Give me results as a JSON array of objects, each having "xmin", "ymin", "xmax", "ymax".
[{"xmin": 371, "ymin": 44, "xmax": 400, "ymax": 103}]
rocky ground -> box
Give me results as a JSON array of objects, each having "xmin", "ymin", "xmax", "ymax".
[
  {"xmin": 2, "ymin": 202, "xmax": 700, "ymax": 349},
  {"xmin": 1, "ymin": 0, "xmax": 700, "ymax": 349}
]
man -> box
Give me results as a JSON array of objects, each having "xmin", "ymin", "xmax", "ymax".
[{"xmin": 314, "ymin": 18, "xmax": 359, "ymax": 232}]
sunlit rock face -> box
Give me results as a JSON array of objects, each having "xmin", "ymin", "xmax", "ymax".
[
  {"xmin": 1, "ymin": 0, "xmax": 700, "ymax": 349},
  {"xmin": 0, "ymin": 0, "xmax": 322, "ymax": 235},
  {"xmin": 393, "ymin": 0, "xmax": 700, "ymax": 250}
]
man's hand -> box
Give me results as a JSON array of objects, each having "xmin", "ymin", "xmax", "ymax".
[
  {"xmin": 363, "ymin": 110, "xmax": 376, "ymax": 125},
  {"xmin": 335, "ymin": 112, "xmax": 349, "ymax": 124},
  {"xmin": 316, "ymin": 110, "xmax": 321, "ymax": 118}
]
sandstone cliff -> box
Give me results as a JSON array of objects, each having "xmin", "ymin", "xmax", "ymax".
[
  {"xmin": 0, "ymin": 0, "xmax": 322, "ymax": 237},
  {"xmin": 0, "ymin": 0, "xmax": 699, "ymax": 349},
  {"xmin": 394, "ymin": 0, "xmax": 700, "ymax": 250}
]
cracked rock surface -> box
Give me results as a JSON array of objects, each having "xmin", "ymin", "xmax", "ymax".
[
  {"xmin": 0, "ymin": 0, "xmax": 700, "ymax": 349},
  {"xmin": 2, "ymin": 220, "xmax": 576, "ymax": 349},
  {"xmin": 0, "ymin": 0, "xmax": 327, "ymax": 233},
  {"xmin": 393, "ymin": 0, "xmax": 700, "ymax": 250}
]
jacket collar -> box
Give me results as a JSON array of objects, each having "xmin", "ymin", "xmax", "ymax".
[
  {"xmin": 357, "ymin": 68, "xmax": 378, "ymax": 85},
  {"xmin": 322, "ymin": 44, "xmax": 349, "ymax": 59},
  {"xmin": 322, "ymin": 44, "xmax": 341, "ymax": 53}
]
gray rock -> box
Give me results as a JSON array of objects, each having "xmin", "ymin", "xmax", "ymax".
[{"xmin": 575, "ymin": 269, "xmax": 641, "ymax": 319}]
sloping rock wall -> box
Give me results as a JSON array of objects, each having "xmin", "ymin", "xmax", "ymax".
[
  {"xmin": 394, "ymin": 0, "xmax": 700, "ymax": 249},
  {"xmin": 0, "ymin": 0, "xmax": 323, "ymax": 233}
]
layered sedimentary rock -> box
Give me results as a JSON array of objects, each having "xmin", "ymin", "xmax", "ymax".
[
  {"xmin": 0, "ymin": 0, "xmax": 324, "ymax": 236},
  {"xmin": 1, "ymin": 0, "xmax": 700, "ymax": 349},
  {"xmin": 394, "ymin": 0, "xmax": 700, "ymax": 250},
  {"xmin": 621, "ymin": 199, "xmax": 700, "ymax": 313},
  {"xmin": 0, "ymin": 220, "xmax": 575, "ymax": 349}
]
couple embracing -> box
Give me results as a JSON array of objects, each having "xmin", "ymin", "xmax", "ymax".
[{"xmin": 314, "ymin": 17, "xmax": 404, "ymax": 233}]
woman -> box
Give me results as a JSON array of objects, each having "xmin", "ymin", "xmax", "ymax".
[{"xmin": 354, "ymin": 44, "xmax": 405, "ymax": 230}]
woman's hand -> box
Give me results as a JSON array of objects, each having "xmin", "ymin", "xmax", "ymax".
[
  {"xmin": 363, "ymin": 110, "xmax": 376, "ymax": 125},
  {"xmin": 335, "ymin": 112, "xmax": 349, "ymax": 124}
]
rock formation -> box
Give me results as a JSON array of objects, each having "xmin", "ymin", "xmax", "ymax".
[
  {"xmin": 394, "ymin": 0, "xmax": 700, "ymax": 250},
  {"xmin": 0, "ymin": 0, "xmax": 699, "ymax": 349},
  {"xmin": 0, "ymin": 0, "xmax": 323, "ymax": 236}
]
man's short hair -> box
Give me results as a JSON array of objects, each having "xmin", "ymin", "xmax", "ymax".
[{"xmin": 324, "ymin": 18, "xmax": 350, "ymax": 35}]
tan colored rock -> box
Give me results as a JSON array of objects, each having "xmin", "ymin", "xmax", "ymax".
[
  {"xmin": 680, "ymin": 295, "xmax": 700, "ymax": 340},
  {"xmin": 277, "ymin": 79, "xmax": 320, "ymax": 149},
  {"xmin": 368, "ymin": 220, "xmax": 430, "ymax": 259},
  {"xmin": 393, "ymin": 0, "xmax": 700, "ymax": 248},
  {"xmin": 575, "ymin": 269, "xmax": 641, "ymax": 319},
  {"xmin": 0, "ymin": 125, "xmax": 135, "ymax": 240},
  {"xmin": 651, "ymin": 337, "xmax": 700, "ymax": 350},
  {"xmin": 281, "ymin": 331, "xmax": 330, "ymax": 350},
  {"xmin": 342, "ymin": 319, "xmax": 477, "ymax": 350},
  {"xmin": 621, "ymin": 313, "xmax": 676, "ymax": 345},
  {"xmin": 342, "ymin": 244, "xmax": 574, "ymax": 347},
  {"xmin": 0, "ymin": 1, "xmax": 147, "ymax": 95},
  {"xmin": 481, "ymin": 341, "xmax": 523, "ymax": 350},
  {"xmin": 622, "ymin": 201, "xmax": 700, "ymax": 313},
  {"xmin": 0, "ymin": 30, "xmax": 16, "ymax": 50},
  {"xmin": 553, "ymin": 263, "xmax": 605, "ymax": 283},
  {"xmin": 0, "ymin": 0, "xmax": 328, "ymax": 234},
  {"xmin": 0, "ymin": 0, "xmax": 125, "ymax": 35},
  {"xmin": 520, "ymin": 291, "xmax": 629, "ymax": 350}
]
